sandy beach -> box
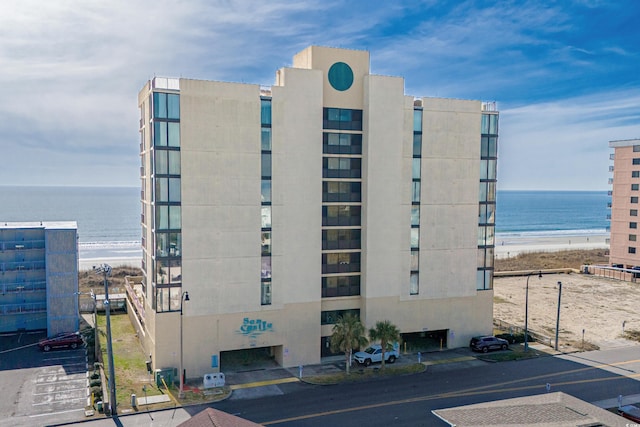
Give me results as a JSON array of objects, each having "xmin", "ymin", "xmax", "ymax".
[
  {"xmin": 495, "ymin": 233, "xmax": 609, "ymax": 259},
  {"xmin": 78, "ymin": 233, "xmax": 610, "ymax": 270},
  {"xmin": 79, "ymin": 257, "xmax": 141, "ymax": 271}
]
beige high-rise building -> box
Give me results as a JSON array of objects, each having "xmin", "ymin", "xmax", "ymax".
[
  {"xmin": 608, "ymin": 139, "xmax": 640, "ymax": 268},
  {"xmin": 132, "ymin": 46, "xmax": 499, "ymax": 379}
]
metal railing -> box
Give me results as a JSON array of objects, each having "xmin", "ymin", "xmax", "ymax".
[
  {"xmin": 0, "ymin": 260, "xmax": 46, "ymax": 272},
  {"xmin": 0, "ymin": 302, "xmax": 47, "ymax": 315}
]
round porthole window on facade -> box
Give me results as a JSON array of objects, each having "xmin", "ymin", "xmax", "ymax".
[{"xmin": 328, "ymin": 62, "xmax": 354, "ymax": 91}]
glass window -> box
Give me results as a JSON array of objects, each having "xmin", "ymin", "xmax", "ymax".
[
  {"xmin": 156, "ymin": 233, "xmax": 169, "ymax": 257},
  {"xmin": 169, "ymin": 260, "xmax": 182, "ymax": 284},
  {"xmin": 412, "ymin": 181, "xmax": 421, "ymax": 203},
  {"xmin": 262, "ymin": 153, "xmax": 271, "ymax": 178},
  {"xmin": 633, "ymin": 184, "xmax": 639, "ymax": 191},
  {"xmin": 261, "ymin": 281, "xmax": 272, "ymax": 305},
  {"xmin": 630, "ymin": 234, "xmax": 637, "ymax": 241},
  {"xmin": 413, "ymin": 134, "xmax": 422, "ymax": 157},
  {"xmin": 155, "ymin": 178, "xmax": 168, "ymax": 202},
  {"xmin": 489, "ymin": 114, "xmax": 498, "ymax": 134},
  {"xmin": 261, "ymin": 257, "xmax": 271, "ymax": 280},
  {"xmin": 411, "ymin": 228, "xmax": 420, "ymax": 249},
  {"xmin": 156, "ymin": 287, "xmax": 170, "ymax": 312},
  {"xmin": 481, "ymin": 114, "xmax": 489, "ymax": 134},
  {"xmin": 412, "ymin": 158, "xmax": 421, "ymax": 180},
  {"xmin": 169, "ymin": 178, "xmax": 181, "ymax": 202},
  {"xmin": 632, "ymin": 209, "xmax": 638, "ymax": 217},
  {"xmin": 261, "ymin": 128, "xmax": 271, "ymax": 151},
  {"xmin": 154, "ymin": 121, "xmax": 167, "ymax": 146},
  {"xmin": 413, "ymin": 109, "xmax": 422, "ymax": 132},
  {"xmin": 634, "ymin": 145, "xmax": 640, "ymax": 152},
  {"xmin": 168, "ymin": 122, "xmax": 180, "ymax": 147},
  {"xmin": 261, "ymin": 232, "xmax": 271, "ymax": 255},
  {"xmin": 262, "ymin": 206, "xmax": 271, "ymax": 228},
  {"xmin": 156, "ymin": 206, "xmax": 168, "ymax": 229},
  {"xmin": 411, "ymin": 206, "xmax": 420, "ymax": 226},
  {"xmin": 169, "ymin": 286, "xmax": 181, "ymax": 311},
  {"xmin": 410, "ymin": 250, "xmax": 419, "ymax": 270},
  {"xmin": 632, "ymin": 197, "xmax": 639, "ymax": 204},
  {"xmin": 261, "ymin": 180, "xmax": 271, "ymax": 203},
  {"xmin": 153, "ymin": 92, "xmax": 167, "ymax": 119},
  {"xmin": 168, "ymin": 150, "xmax": 181, "ymax": 174},
  {"xmin": 261, "ymin": 99, "xmax": 272, "ymax": 125},
  {"xmin": 629, "ymin": 247, "xmax": 636, "ymax": 254},
  {"xmin": 169, "ymin": 206, "xmax": 181, "ymax": 229},
  {"xmin": 156, "ymin": 259, "xmax": 169, "ymax": 284},
  {"xmin": 410, "ymin": 272, "xmax": 419, "ymax": 295},
  {"xmin": 633, "ymin": 159, "xmax": 640, "ymax": 165},
  {"xmin": 631, "ymin": 222, "xmax": 637, "ymax": 229},
  {"xmin": 167, "ymin": 94, "xmax": 180, "ymax": 119},
  {"xmin": 633, "ymin": 171, "xmax": 640, "ymax": 178},
  {"xmin": 155, "ymin": 151, "xmax": 168, "ymax": 175},
  {"xmin": 171, "ymin": 233, "xmax": 181, "ymax": 256}
]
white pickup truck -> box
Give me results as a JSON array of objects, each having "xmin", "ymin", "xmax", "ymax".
[{"xmin": 353, "ymin": 344, "xmax": 399, "ymax": 366}]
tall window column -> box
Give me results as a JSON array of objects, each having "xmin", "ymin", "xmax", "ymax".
[
  {"xmin": 410, "ymin": 107, "xmax": 422, "ymax": 295},
  {"xmin": 477, "ymin": 111, "xmax": 498, "ymax": 290},
  {"xmin": 261, "ymin": 98, "xmax": 272, "ymax": 305},
  {"xmin": 151, "ymin": 91, "xmax": 182, "ymax": 312}
]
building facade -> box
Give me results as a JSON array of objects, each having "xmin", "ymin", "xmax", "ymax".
[
  {"xmin": 608, "ymin": 139, "xmax": 640, "ymax": 268},
  {"xmin": 134, "ymin": 46, "xmax": 498, "ymax": 378},
  {"xmin": 0, "ymin": 222, "xmax": 79, "ymax": 334}
]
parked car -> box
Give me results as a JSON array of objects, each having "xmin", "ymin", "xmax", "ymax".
[
  {"xmin": 353, "ymin": 344, "xmax": 399, "ymax": 366},
  {"xmin": 469, "ymin": 336, "xmax": 509, "ymax": 353},
  {"xmin": 38, "ymin": 332, "xmax": 84, "ymax": 352},
  {"xmin": 619, "ymin": 405, "xmax": 640, "ymax": 423}
]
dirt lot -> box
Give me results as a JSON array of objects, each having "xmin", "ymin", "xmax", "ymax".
[{"xmin": 493, "ymin": 272, "xmax": 640, "ymax": 351}]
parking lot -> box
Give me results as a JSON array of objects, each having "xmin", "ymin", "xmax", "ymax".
[{"xmin": 0, "ymin": 331, "xmax": 88, "ymax": 425}]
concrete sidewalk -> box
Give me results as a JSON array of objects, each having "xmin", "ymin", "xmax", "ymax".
[{"xmin": 220, "ymin": 347, "xmax": 488, "ymax": 399}]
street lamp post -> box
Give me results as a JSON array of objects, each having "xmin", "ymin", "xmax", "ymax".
[
  {"xmin": 93, "ymin": 264, "xmax": 117, "ymax": 416},
  {"xmin": 524, "ymin": 271, "xmax": 542, "ymax": 352},
  {"xmin": 555, "ymin": 281, "xmax": 562, "ymax": 351},
  {"xmin": 178, "ymin": 291, "xmax": 190, "ymax": 399}
]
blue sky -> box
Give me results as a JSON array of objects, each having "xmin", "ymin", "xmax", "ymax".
[{"xmin": 1, "ymin": 0, "xmax": 638, "ymax": 190}]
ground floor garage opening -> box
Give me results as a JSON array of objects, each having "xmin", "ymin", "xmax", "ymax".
[
  {"xmin": 401, "ymin": 329, "xmax": 448, "ymax": 352},
  {"xmin": 220, "ymin": 346, "xmax": 281, "ymax": 372}
]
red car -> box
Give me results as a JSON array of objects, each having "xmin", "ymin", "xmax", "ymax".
[{"xmin": 38, "ymin": 332, "xmax": 84, "ymax": 352}]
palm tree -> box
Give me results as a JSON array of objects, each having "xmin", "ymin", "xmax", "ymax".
[
  {"xmin": 368, "ymin": 320, "xmax": 401, "ymax": 370},
  {"xmin": 330, "ymin": 313, "xmax": 368, "ymax": 375}
]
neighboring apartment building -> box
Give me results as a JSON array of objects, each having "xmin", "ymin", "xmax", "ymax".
[
  {"xmin": 133, "ymin": 46, "xmax": 499, "ymax": 378},
  {"xmin": 0, "ymin": 222, "xmax": 79, "ymax": 334},
  {"xmin": 608, "ymin": 139, "xmax": 640, "ymax": 268}
]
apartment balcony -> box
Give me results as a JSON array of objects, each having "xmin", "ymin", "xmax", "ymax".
[
  {"xmin": 152, "ymin": 77, "xmax": 180, "ymax": 91},
  {"xmin": 0, "ymin": 240, "xmax": 45, "ymax": 251},
  {"xmin": 0, "ymin": 261, "xmax": 46, "ymax": 272},
  {"xmin": 610, "ymin": 153, "xmax": 615, "ymax": 160},
  {"xmin": 609, "ymin": 166, "xmax": 614, "ymax": 172},
  {"xmin": 1, "ymin": 281, "xmax": 46, "ymax": 294},
  {"xmin": 0, "ymin": 302, "xmax": 47, "ymax": 315}
]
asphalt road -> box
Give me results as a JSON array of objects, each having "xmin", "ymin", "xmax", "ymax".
[
  {"xmin": 205, "ymin": 348, "xmax": 640, "ymax": 427},
  {"xmin": 0, "ymin": 331, "xmax": 89, "ymax": 427},
  {"xmin": 11, "ymin": 346, "xmax": 640, "ymax": 426}
]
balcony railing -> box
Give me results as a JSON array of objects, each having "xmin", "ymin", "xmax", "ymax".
[
  {"xmin": 0, "ymin": 261, "xmax": 46, "ymax": 272},
  {"xmin": 0, "ymin": 302, "xmax": 47, "ymax": 315},
  {"xmin": 0, "ymin": 240, "xmax": 45, "ymax": 251},
  {"xmin": 1, "ymin": 281, "xmax": 46, "ymax": 293}
]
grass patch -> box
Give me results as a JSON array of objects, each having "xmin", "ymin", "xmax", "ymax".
[
  {"xmin": 96, "ymin": 313, "xmax": 164, "ymax": 410},
  {"xmin": 306, "ymin": 363, "xmax": 425, "ymax": 384},
  {"xmin": 493, "ymin": 296, "xmax": 512, "ymax": 304},
  {"xmin": 622, "ymin": 329, "xmax": 640, "ymax": 343},
  {"xmin": 494, "ymin": 249, "xmax": 608, "ymax": 272}
]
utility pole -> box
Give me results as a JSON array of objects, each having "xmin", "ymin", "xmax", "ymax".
[
  {"xmin": 94, "ymin": 264, "xmax": 117, "ymax": 416},
  {"xmin": 555, "ymin": 281, "xmax": 562, "ymax": 351}
]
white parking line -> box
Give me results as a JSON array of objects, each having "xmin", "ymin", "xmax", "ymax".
[
  {"xmin": 29, "ymin": 408, "xmax": 85, "ymax": 418},
  {"xmin": 33, "ymin": 386, "xmax": 88, "ymax": 396},
  {"xmin": 32, "ymin": 397, "xmax": 86, "ymax": 406}
]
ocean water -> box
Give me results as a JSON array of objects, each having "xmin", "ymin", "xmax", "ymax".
[
  {"xmin": 0, "ymin": 186, "xmax": 140, "ymax": 259},
  {"xmin": 0, "ymin": 187, "xmax": 610, "ymax": 259},
  {"xmin": 495, "ymin": 190, "xmax": 609, "ymax": 239}
]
